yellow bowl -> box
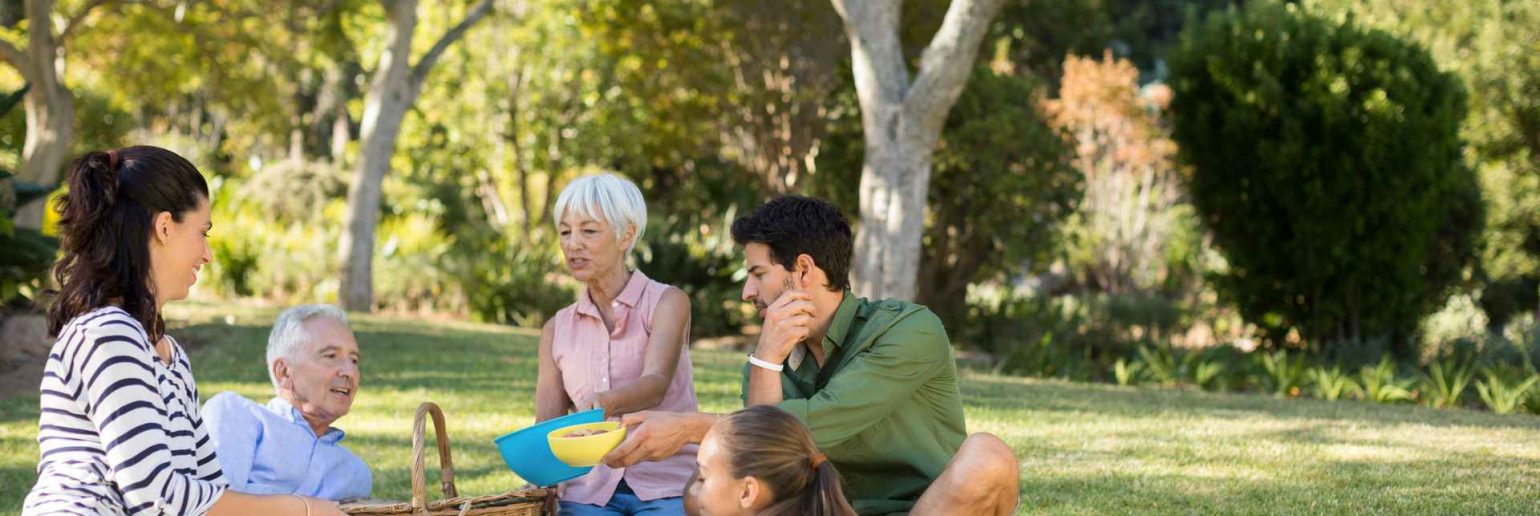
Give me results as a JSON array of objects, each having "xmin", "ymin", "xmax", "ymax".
[{"xmin": 547, "ymin": 422, "xmax": 626, "ymax": 467}]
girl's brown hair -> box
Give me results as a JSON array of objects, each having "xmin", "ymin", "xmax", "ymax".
[{"xmin": 715, "ymin": 405, "xmax": 857, "ymax": 516}]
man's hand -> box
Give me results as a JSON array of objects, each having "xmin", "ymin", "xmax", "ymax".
[
  {"xmin": 602, "ymin": 411, "xmax": 714, "ymax": 468},
  {"xmin": 754, "ymin": 289, "xmax": 814, "ymax": 363}
]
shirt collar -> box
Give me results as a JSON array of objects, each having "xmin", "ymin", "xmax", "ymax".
[
  {"xmin": 576, "ymin": 269, "xmax": 649, "ymax": 318},
  {"xmin": 267, "ymin": 397, "xmax": 347, "ymax": 444},
  {"xmin": 822, "ymin": 291, "xmax": 858, "ymax": 350}
]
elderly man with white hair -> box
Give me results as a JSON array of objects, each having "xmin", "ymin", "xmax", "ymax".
[{"xmin": 203, "ymin": 304, "xmax": 371, "ymax": 501}]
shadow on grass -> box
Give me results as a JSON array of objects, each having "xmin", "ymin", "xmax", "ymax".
[
  {"xmin": 1020, "ymin": 453, "xmax": 1539, "ymax": 513},
  {"xmin": 962, "ymin": 373, "xmax": 1540, "ymax": 431}
]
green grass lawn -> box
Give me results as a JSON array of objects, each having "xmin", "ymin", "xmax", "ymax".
[{"xmin": 5, "ymin": 302, "xmax": 1540, "ymax": 514}]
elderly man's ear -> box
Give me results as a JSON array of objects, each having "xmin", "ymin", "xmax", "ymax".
[{"xmin": 272, "ymin": 359, "xmax": 293, "ymax": 391}]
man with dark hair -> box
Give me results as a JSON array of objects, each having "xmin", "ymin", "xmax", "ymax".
[{"xmin": 604, "ymin": 196, "xmax": 1020, "ymax": 515}]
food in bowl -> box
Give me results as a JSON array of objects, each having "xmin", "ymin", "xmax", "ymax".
[
  {"xmin": 562, "ymin": 428, "xmax": 611, "ymax": 438},
  {"xmin": 547, "ymin": 422, "xmax": 626, "ymax": 467}
]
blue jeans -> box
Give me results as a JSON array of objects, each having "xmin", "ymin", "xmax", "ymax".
[{"xmin": 558, "ymin": 481, "xmax": 684, "ymax": 516}]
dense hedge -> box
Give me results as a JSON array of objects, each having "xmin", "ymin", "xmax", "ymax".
[{"xmin": 1169, "ymin": 0, "xmax": 1481, "ymax": 360}]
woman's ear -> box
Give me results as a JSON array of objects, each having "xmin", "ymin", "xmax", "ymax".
[
  {"xmin": 152, "ymin": 211, "xmax": 175, "ymax": 245},
  {"xmin": 623, "ymin": 224, "xmax": 639, "ymax": 251}
]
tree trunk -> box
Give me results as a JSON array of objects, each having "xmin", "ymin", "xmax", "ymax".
[
  {"xmin": 337, "ymin": 0, "xmax": 417, "ymax": 312},
  {"xmin": 9, "ymin": 0, "xmax": 74, "ymax": 230},
  {"xmin": 336, "ymin": 0, "xmax": 496, "ymax": 311},
  {"xmin": 832, "ymin": 0, "xmax": 1004, "ymax": 301}
]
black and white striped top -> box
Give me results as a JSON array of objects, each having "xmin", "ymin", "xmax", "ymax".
[{"xmin": 24, "ymin": 307, "xmax": 227, "ymax": 515}]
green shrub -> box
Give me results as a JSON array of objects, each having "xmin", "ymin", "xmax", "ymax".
[
  {"xmin": 636, "ymin": 214, "xmax": 750, "ymax": 338},
  {"xmin": 1194, "ymin": 346, "xmax": 1253, "ymax": 392},
  {"xmin": 1136, "ymin": 345, "xmax": 1181, "ymax": 386},
  {"xmin": 1357, "ymin": 356, "xmax": 1417, "ymax": 403},
  {"xmin": 1527, "ymin": 382, "xmax": 1540, "ymax": 415},
  {"xmin": 1308, "ymin": 366, "xmax": 1360, "ymax": 401},
  {"xmin": 1257, "ymin": 349, "xmax": 1309, "ymax": 398},
  {"xmin": 1475, "ymin": 367, "xmax": 1540, "ymax": 415},
  {"xmin": 916, "ymin": 67, "xmax": 1081, "ymax": 331},
  {"xmin": 1421, "ymin": 352, "xmax": 1477, "ymax": 409},
  {"xmin": 965, "ymin": 291, "xmax": 1193, "ymax": 380},
  {"xmin": 1169, "ymin": 0, "xmax": 1480, "ymax": 359},
  {"xmin": 210, "ymin": 234, "xmax": 260, "ymax": 298},
  {"xmin": 456, "ymin": 234, "xmax": 571, "ymax": 328},
  {"xmin": 1191, "ymin": 357, "xmax": 1228, "ymax": 392},
  {"xmin": 1114, "ymin": 357, "xmax": 1146, "ymax": 386},
  {"xmin": 0, "ymin": 88, "xmax": 57, "ymax": 310}
]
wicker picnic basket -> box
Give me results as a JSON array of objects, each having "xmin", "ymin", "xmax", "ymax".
[{"xmin": 342, "ymin": 402, "xmax": 555, "ymax": 515}]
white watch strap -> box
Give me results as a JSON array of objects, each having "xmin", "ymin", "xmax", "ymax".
[{"xmin": 748, "ymin": 353, "xmax": 785, "ymax": 372}]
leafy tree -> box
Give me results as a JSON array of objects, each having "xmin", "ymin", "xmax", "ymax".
[
  {"xmin": 1313, "ymin": 0, "xmax": 1540, "ymax": 330},
  {"xmin": 1169, "ymin": 0, "xmax": 1480, "ymax": 359}
]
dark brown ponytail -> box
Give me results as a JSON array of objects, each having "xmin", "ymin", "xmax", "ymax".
[
  {"xmin": 715, "ymin": 405, "xmax": 857, "ymax": 516},
  {"xmin": 47, "ymin": 146, "xmax": 209, "ymax": 341}
]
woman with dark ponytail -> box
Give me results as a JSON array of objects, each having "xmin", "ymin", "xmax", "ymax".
[
  {"xmin": 25, "ymin": 146, "xmax": 342, "ymax": 515},
  {"xmin": 687, "ymin": 405, "xmax": 857, "ymax": 516}
]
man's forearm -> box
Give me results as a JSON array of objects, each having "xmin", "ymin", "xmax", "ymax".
[
  {"xmin": 684, "ymin": 412, "xmax": 719, "ymax": 444},
  {"xmin": 745, "ymin": 362, "xmax": 784, "ymax": 406}
]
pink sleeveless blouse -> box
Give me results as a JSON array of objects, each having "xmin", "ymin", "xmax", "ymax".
[{"xmin": 549, "ymin": 270, "xmax": 698, "ymax": 504}]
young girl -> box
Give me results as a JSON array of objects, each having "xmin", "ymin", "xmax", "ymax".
[{"xmin": 689, "ymin": 405, "xmax": 857, "ymax": 516}]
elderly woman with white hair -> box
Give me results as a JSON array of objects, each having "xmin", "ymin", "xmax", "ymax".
[
  {"xmin": 535, "ymin": 173, "xmax": 698, "ymax": 515},
  {"xmin": 202, "ymin": 304, "xmax": 371, "ymax": 501}
]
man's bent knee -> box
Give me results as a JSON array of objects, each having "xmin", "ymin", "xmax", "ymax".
[
  {"xmin": 941, "ymin": 433, "xmax": 1018, "ymax": 492},
  {"xmin": 959, "ymin": 433, "xmax": 1018, "ymax": 479}
]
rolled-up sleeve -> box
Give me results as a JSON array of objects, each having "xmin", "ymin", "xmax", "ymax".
[{"xmin": 777, "ymin": 312, "xmax": 951, "ymax": 448}]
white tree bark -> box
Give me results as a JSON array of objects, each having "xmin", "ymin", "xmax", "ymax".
[
  {"xmin": 831, "ymin": 0, "xmax": 1004, "ymax": 301},
  {"xmin": 0, "ymin": 0, "xmax": 77, "ymax": 229},
  {"xmin": 337, "ymin": 0, "xmax": 496, "ymax": 311}
]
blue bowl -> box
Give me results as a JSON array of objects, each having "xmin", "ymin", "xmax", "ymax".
[{"xmin": 494, "ymin": 410, "xmax": 605, "ymax": 486}]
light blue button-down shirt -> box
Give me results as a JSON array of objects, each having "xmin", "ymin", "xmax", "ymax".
[{"xmin": 203, "ymin": 392, "xmax": 372, "ymax": 501}]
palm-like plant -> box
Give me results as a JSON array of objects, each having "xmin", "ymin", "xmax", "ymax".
[
  {"xmin": 1308, "ymin": 366, "xmax": 1359, "ymax": 401},
  {"xmin": 1421, "ymin": 353, "xmax": 1477, "ymax": 409},
  {"xmin": 1475, "ymin": 368, "xmax": 1540, "ymax": 415},
  {"xmin": 1358, "ymin": 357, "xmax": 1416, "ymax": 404},
  {"xmin": 1258, "ymin": 349, "xmax": 1308, "ymax": 397}
]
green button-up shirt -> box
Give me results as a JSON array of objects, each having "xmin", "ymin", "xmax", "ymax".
[{"xmin": 741, "ymin": 292, "xmax": 967, "ymax": 515}]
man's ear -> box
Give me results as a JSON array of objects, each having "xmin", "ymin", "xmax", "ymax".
[
  {"xmin": 273, "ymin": 358, "xmax": 292, "ymax": 390},
  {"xmin": 794, "ymin": 254, "xmax": 818, "ymax": 290}
]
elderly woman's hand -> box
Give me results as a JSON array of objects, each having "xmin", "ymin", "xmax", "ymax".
[{"xmin": 574, "ymin": 392, "xmax": 603, "ymax": 414}]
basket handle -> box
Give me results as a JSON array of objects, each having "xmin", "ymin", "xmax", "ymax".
[{"xmin": 411, "ymin": 402, "xmax": 459, "ymax": 512}]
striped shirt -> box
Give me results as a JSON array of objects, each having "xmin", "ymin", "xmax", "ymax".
[{"xmin": 23, "ymin": 307, "xmax": 227, "ymax": 515}]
